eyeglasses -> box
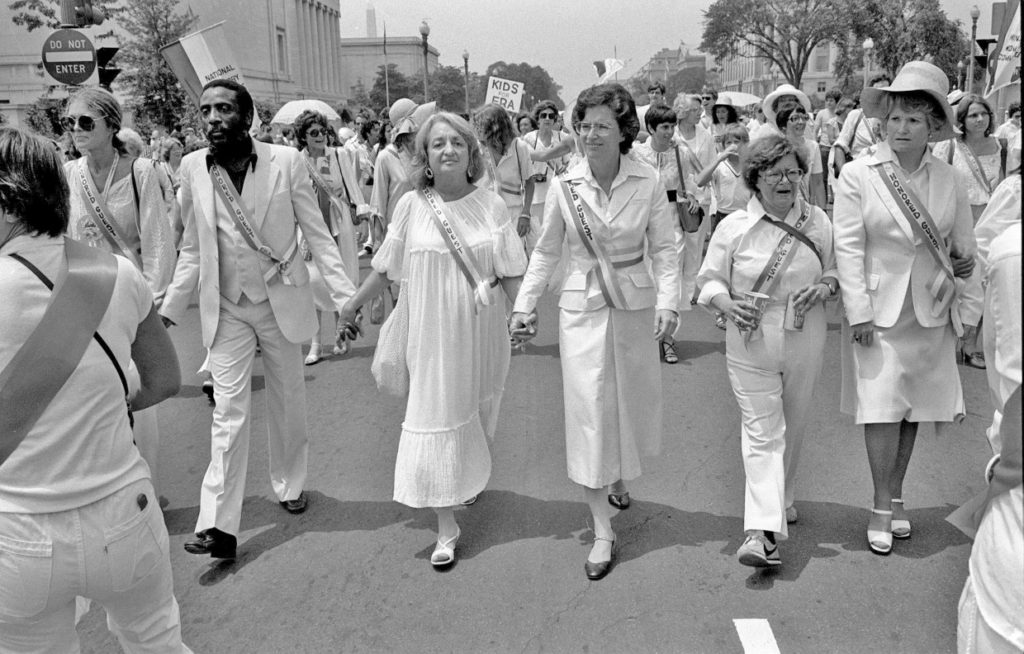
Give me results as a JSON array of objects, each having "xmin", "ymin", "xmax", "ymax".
[
  {"xmin": 306, "ymin": 128, "xmax": 325, "ymax": 138},
  {"xmin": 61, "ymin": 115, "xmax": 97, "ymax": 132},
  {"xmin": 576, "ymin": 122, "xmax": 615, "ymax": 136},
  {"xmin": 762, "ymin": 169, "xmax": 804, "ymax": 185},
  {"xmin": 701, "ymin": 96, "xmax": 713, "ymax": 101},
  {"xmin": 538, "ymin": 112, "xmax": 556, "ymax": 119}
]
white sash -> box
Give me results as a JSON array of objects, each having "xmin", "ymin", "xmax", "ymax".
[
  {"xmin": 210, "ymin": 164, "xmax": 298, "ymax": 285},
  {"xmin": 302, "ymin": 152, "xmax": 355, "ymax": 225},
  {"xmin": 956, "ymin": 140, "xmax": 996, "ymax": 195},
  {"xmin": 420, "ymin": 188, "xmax": 495, "ymax": 310},
  {"xmin": 77, "ymin": 156, "xmax": 143, "ymax": 269},
  {"xmin": 749, "ymin": 202, "xmax": 814, "ymax": 299}
]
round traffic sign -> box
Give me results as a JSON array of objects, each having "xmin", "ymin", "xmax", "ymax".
[{"xmin": 42, "ymin": 28, "xmax": 96, "ymax": 85}]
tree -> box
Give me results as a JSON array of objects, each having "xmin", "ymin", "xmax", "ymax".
[
  {"xmin": 116, "ymin": 0, "xmax": 198, "ymax": 133},
  {"xmin": 427, "ymin": 65, "xmax": 473, "ymax": 114},
  {"xmin": 832, "ymin": 0, "xmax": 966, "ymax": 88},
  {"xmin": 9, "ymin": 0, "xmax": 120, "ymax": 36},
  {"xmin": 483, "ymin": 61, "xmax": 564, "ymax": 111},
  {"xmin": 626, "ymin": 66, "xmax": 707, "ymax": 105},
  {"xmin": 701, "ymin": 0, "xmax": 847, "ymax": 87},
  {"xmin": 24, "ymin": 97, "xmax": 64, "ymax": 138},
  {"xmin": 369, "ymin": 64, "xmax": 418, "ymax": 110}
]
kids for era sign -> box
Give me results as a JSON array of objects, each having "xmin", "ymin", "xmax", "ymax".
[{"xmin": 484, "ymin": 76, "xmax": 524, "ymax": 112}]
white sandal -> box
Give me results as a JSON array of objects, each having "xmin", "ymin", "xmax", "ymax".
[
  {"xmin": 430, "ymin": 528, "xmax": 461, "ymax": 567},
  {"xmin": 868, "ymin": 509, "xmax": 892, "ymax": 555},
  {"xmin": 891, "ymin": 499, "xmax": 911, "ymax": 539},
  {"xmin": 304, "ymin": 344, "xmax": 322, "ymax": 366}
]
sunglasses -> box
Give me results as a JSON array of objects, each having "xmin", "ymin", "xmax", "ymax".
[
  {"xmin": 306, "ymin": 127, "xmax": 325, "ymax": 138},
  {"xmin": 701, "ymin": 96, "xmax": 713, "ymax": 101},
  {"xmin": 538, "ymin": 112, "xmax": 556, "ymax": 119},
  {"xmin": 62, "ymin": 115, "xmax": 97, "ymax": 132}
]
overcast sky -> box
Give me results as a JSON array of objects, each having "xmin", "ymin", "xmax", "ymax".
[{"xmin": 343, "ymin": 0, "xmax": 999, "ymax": 105}]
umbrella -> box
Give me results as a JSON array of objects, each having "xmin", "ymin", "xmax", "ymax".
[
  {"xmin": 271, "ymin": 99, "xmax": 340, "ymax": 125},
  {"xmin": 718, "ymin": 91, "xmax": 762, "ymax": 107}
]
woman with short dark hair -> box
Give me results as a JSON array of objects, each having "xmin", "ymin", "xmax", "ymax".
[
  {"xmin": 510, "ymin": 84, "xmax": 680, "ymax": 580},
  {"xmin": 520, "ymin": 100, "xmax": 570, "ymax": 254}
]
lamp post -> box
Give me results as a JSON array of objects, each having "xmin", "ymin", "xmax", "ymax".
[
  {"xmin": 967, "ymin": 5, "xmax": 981, "ymax": 94},
  {"xmin": 419, "ymin": 20, "xmax": 430, "ymax": 102},
  {"xmin": 957, "ymin": 60, "xmax": 965, "ymax": 90},
  {"xmin": 462, "ymin": 49, "xmax": 470, "ymax": 116},
  {"xmin": 862, "ymin": 37, "xmax": 874, "ymax": 90}
]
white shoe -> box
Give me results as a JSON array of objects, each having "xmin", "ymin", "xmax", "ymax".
[{"xmin": 304, "ymin": 344, "xmax": 322, "ymax": 365}]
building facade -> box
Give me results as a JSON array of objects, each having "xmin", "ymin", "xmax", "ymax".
[
  {"xmin": 715, "ymin": 41, "xmax": 846, "ymax": 102},
  {"xmin": 338, "ymin": 37, "xmax": 440, "ymax": 102},
  {"xmin": 636, "ymin": 45, "xmax": 708, "ymax": 84}
]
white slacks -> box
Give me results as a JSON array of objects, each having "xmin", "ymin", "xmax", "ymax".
[
  {"xmin": 0, "ymin": 479, "xmax": 191, "ymax": 653},
  {"xmin": 725, "ymin": 304, "xmax": 826, "ymax": 540},
  {"xmin": 672, "ymin": 208, "xmax": 711, "ymax": 340},
  {"xmin": 197, "ymin": 296, "xmax": 309, "ymax": 537}
]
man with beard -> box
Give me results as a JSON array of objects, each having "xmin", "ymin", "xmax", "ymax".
[{"xmin": 160, "ymin": 79, "xmax": 357, "ymax": 559}]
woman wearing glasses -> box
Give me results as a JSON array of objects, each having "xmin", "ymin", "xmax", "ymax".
[
  {"xmin": 293, "ymin": 110, "xmax": 369, "ymax": 364},
  {"xmin": 510, "ymin": 84, "xmax": 680, "ymax": 580},
  {"xmin": 775, "ymin": 105, "xmax": 826, "ymax": 209},
  {"xmin": 521, "ymin": 100, "xmax": 571, "ymax": 254},
  {"xmin": 833, "ymin": 62, "xmax": 981, "ymax": 556},
  {"xmin": 63, "ymin": 87, "xmax": 176, "ymax": 479},
  {"xmin": 697, "ymin": 134, "xmax": 837, "ymax": 568}
]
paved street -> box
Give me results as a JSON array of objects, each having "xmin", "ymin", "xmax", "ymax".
[{"xmin": 80, "ymin": 278, "xmax": 993, "ymax": 653}]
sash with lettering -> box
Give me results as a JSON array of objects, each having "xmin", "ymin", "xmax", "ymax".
[
  {"xmin": 748, "ymin": 201, "xmax": 815, "ymax": 300},
  {"xmin": 209, "ymin": 164, "xmax": 298, "ymax": 285},
  {"xmin": 559, "ymin": 178, "xmax": 644, "ymax": 310},
  {"xmin": 873, "ymin": 161, "xmax": 956, "ymax": 316},
  {"xmin": 420, "ymin": 187, "xmax": 496, "ymax": 310},
  {"xmin": 302, "ymin": 152, "xmax": 356, "ymax": 229},
  {"xmin": 77, "ymin": 158, "xmax": 144, "ymax": 269},
  {"xmin": 955, "ymin": 140, "xmax": 996, "ymax": 195},
  {"xmin": 0, "ymin": 239, "xmax": 118, "ymax": 465}
]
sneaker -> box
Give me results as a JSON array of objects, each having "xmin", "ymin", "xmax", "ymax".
[{"xmin": 737, "ymin": 532, "xmax": 781, "ymax": 568}]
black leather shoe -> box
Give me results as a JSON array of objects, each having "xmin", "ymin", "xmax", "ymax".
[
  {"xmin": 280, "ymin": 491, "xmax": 308, "ymax": 514},
  {"xmin": 184, "ymin": 528, "xmax": 237, "ymax": 559},
  {"xmin": 608, "ymin": 491, "xmax": 630, "ymax": 510},
  {"xmin": 201, "ymin": 380, "xmax": 215, "ymax": 405},
  {"xmin": 584, "ymin": 537, "xmax": 615, "ymax": 580}
]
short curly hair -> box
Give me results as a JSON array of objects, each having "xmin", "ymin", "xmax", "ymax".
[
  {"xmin": 409, "ymin": 112, "xmax": 486, "ymax": 190},
  {"xmin": 531, "ymin": 100, "xmax": 559, "ymax": 124},
  {"xmin": 775, "ymin": 105, "xmax": 809, "ymax": 131},
  {"xmin": 572, "ymin": 83, "xmax": 639, "ymax": 154},
  {"xmin": 0, "ymin": 127, "xmax": 69, "ymax": 237},
  {"xmin": 293, "ymin": 110, "xmax": 330, "ymax": 149},
  {"xmin": 741, "ymin": 134, "xmax": 808, "ymax": 192}
]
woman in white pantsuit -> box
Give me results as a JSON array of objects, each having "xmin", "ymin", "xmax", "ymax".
[
  {"xmin": 697, "ymin": 135, "xmax": 838, "ymax": 568},
  {"xmin": 510, "ymin": 84, "xmax": 680, "ymax": 580},
  {"xmin": 833, "ymin": 62, "xmax": 982, "ymax": 556}
]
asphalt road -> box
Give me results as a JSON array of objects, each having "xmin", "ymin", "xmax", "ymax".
[{"xmin": 79, "ymin": 281, "xmax": 993, "ymax": 654}]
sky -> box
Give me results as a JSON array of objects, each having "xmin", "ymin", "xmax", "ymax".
[{"xmin": 342, "ymin": 0, "xmax": 1001, "ymax": 105}]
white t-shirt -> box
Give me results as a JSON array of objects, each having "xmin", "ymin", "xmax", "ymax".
[
  {"xmin": 708, "ymin": 158, "xmax": 751, "ymax": 213},
  {"xmin": 0, "ymin": 235, "xmax": 153, "ymax": 513}
]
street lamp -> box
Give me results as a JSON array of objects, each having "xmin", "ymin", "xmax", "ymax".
[
  {"xmin": 462, "ymin": 49, "xmax": 470, "ymax": 116},
  {"xmin": 862, "ymin": 37, "xmax": 874, "ymax": 90},
  {"xmin": 967, "ymin": 5, "xmax": 981, "ymax": 94},
  {"xmin": 419, "ymin": 20, "xmax": 430, "ymax": 102},
  {"xmin": 957, "ymin": 60, "xmax": 965, "ymax": 90}
]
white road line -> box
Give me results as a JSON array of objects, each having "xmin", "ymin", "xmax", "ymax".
[{"xmin": 734, "ymin": 619, "xmax": 782, "ymax": 654}]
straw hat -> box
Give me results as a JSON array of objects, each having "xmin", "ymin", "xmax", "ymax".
[
  {"xmin": 389, "ymin": 98, "xmax": 437, "ymax": 136},
  {"xmin": 946, "ymin": 89, "xmax": 965, "ymax": 107},
  {"xmin": 860, "ymin": 61, "xmax": 958, "ymax": 142},
  {"xmin": 762, "ymin": 84, "xmax": 811, "ymax": 125}
]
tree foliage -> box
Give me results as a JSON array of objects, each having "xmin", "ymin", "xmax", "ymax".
[
  {"xmin": 483, "ymin": 61, "xmax": 564, "ymax": 111},
  {"xmin": 25, "ymin": 97, "xmax": 64, "ymax": 138},
  {"xmin": 369, "ymin": 63, "xmax": 419, "ymax": 109},
  {"xmin": 832, "ymin": 0, "xmax": 966, "ymax": 87},
  {"xmin": 8, "ymin": 0, "xmax": 120, "ymax": 37},
  {"xmin": 701, "ymin": 0, "xmax": 847, "ymax": 87},
  {"xmin": 116, "ymin": 0, "xmax": 198, "ymax": 133}
]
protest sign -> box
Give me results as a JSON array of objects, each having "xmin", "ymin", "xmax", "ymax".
[{"xmin": 484, "ymin": 76, "xmax": 524, "ymax": 112}]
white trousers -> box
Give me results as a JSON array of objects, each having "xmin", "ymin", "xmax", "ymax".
[
  {"xmin": 958, "ymin": 575, "xmax": 1022, "ymax": 654},
  {"xmin": 0, "ymin": 479, "xmax": 191, "ymax": 653},
  {"xmin": 672, "ymin": 208, "xmax": 711, "ymax": 339},
  {"xmin": 725, "ymin": 305, "xmax": 826, "ymax": 540},
  {"xmin": 197, "ymin": 296, "xmax": 309, "ymax": 537}
]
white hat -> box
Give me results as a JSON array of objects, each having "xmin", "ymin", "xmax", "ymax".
[
  {"xmin": 389, "ymin": 98, "xmax": 437, "ymax": 137},
  {"xmin": 762, "ymin": 84, "xmax": 811, "ymax": 126},
  {"xmin": 337, "ymin": 127, "xmax": 356, "ymax": 143},
  {"xmin": 860, "ymin": 61, "xmax": 958, "ymax": 142},
  {"xmin": 946, "ymin": 89, "xmax": 965, "ymax": 106}
]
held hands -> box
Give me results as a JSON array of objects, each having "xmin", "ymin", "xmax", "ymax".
[
  {"xmin": 792, "ymin": 282, "xmax": 830, "ymax": 315},
  {"xmin": 850, "ymin": 320, "xmax": 875, "ymax": 347},
  {"xmin": 654, "ymin": 309, "xmax": 678, "ymax": 340},
  {"xmin": 336, "ymin": 302, "xmax": 363, "ymax": 342},
  {"xmin": 509, "ymin": 310, "xmax": 538, "ymax": 348},
  {"xmin": 950, "ymin": 253, "xmax": 975, "ymax": 279}
]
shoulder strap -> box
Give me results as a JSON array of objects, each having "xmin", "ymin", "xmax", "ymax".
[
  {"xmin": 130, "ymin": 158, "xmax": 140, "ymax": 215},
  {"xmin": 946, "ymin": 139, "xmax": 955, "ymax": 165},
  {"xmin": 1000, "ymin": 140, "xmax": 1008, "ymax": 179},
  {"xmin": 761, "ymin": 215, "xmax": 822, "ymax": 265},
  {"xmin": 846, "ymin": 113, "xmax": 862, "ymax": 151},
  {"xmin": 672, "ymin": 145, "xmax": 688, "ymax": 194}
]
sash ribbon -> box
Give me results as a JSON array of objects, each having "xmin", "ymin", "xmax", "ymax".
[{"xmin": 421, "ymin": 187, "xmax": 496, "ymax": 311}]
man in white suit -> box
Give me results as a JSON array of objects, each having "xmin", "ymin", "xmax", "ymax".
[{"xmin": 161, "ymin": 79, "xmax": 356, "ymax": 558}]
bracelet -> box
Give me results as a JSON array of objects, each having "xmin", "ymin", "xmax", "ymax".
[{"xmin": 518, "ymin": 214, "xmax": 531, "ymax": 220}]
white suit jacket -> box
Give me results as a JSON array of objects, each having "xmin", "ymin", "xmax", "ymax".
[
  {"xmin": 513, "ymin": 155, "xmax": 680, "ymax": 314},
  {"xmin": 833, "ymin": 142, "xmax": 982, "ymax": 330},
  {"xmin": 161, "ymin": 139, "xmax": 355, "ymax": 346}
]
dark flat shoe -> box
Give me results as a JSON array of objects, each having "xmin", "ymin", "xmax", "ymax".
[
  {"xmin": 584, "ymin": 537, "xmax": 615, "ymax": 580},
  {"xmin": 280, "ymin": 491, "xmax": 308, "ymax": 514},
  {"xmin": 608, "ymin": 491, "xmax": 630, "ymax": 510},
  {"xmin": 184, "ymin": 528, "xmax": 237, "ymax": 559}
]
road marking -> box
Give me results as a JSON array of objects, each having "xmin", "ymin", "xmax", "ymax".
[{"xmin": 734, "ymin": 619, "xmax": 781, "ymax": 654}]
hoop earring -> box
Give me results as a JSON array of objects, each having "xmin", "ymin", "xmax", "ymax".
[
  {"xmin": 425, "ymin": 166, "xmax": 433, "ymax": 180},
  {"xmin": 466, "ymin": 163, "xmax": 474, "ymax": 179}
]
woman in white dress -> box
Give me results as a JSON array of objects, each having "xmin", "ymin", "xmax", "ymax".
[
  {"xmin": 339, "ymin": 113, "xmax": 527, "ymax": 568},
  {"xmin": 510, "ymin": 84, "xmax": 680, "ymax": 580},
  {"xmin": 63, "ymin": 87, "xmax": 176, "ymax": 480},
  {"xmin": 833, "ymin": 62, "xmax": 982, "ymax": 556},
  {"xmin": 293, "ymin": 110, "xmax": 369, "ymax": 364}
]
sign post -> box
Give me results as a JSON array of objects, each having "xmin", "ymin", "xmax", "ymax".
[
  {"xmin": 41, "ymin": 28, "xmax": 96, "ymax": 86},
  {"xmin": 484, "ymin": 76, "xmax": 524, "ymax": 112}
]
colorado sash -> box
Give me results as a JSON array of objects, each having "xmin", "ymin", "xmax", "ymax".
[
  {"xmin": 749, "ymin": 202, "xmax": 814, "ymax": 300},
  {"xmin": 0, "ymin": 239, "xmax": 118, "ymax": 465},
  {"xmin": 873, "ymin": 161, "xmax": 956, "ymax": 316},
  {"xmin": 559, "ymin": 178, "xmax": 635, "ymax": 310},
  {"xmin": 302, "ymin": 153, "xmax": 355, "ymax": 226},
  {"xmin": 210, "ymin": 164, "xmax": 298, "ymax": 284},
  {"xmin": 421, "ymin": 187, "xmax": 496, "ymax": 310},
  {"xmin": 956, "ymin": 140, "xmax": 996, "ymax": 195},
  {"xmin": 77, "ymin": 158, "xmax": 144, "ymax": 269}
]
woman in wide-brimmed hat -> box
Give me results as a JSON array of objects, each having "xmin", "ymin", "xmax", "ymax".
[
  {"xmin": 832, "ymin": 61, "xmax": 983, "ymax": 556},
  {"xmin": 749, "ymin": 84, "xmax": 811, "ymax": 142}
]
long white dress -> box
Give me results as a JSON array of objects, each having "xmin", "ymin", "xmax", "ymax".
[{"xmin": 372, "ymin": 188, "xmax": 528, "ymax": 508}]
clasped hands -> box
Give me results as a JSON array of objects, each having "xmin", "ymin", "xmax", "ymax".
[{"xmin": 336, "ymin": 302, "xmax": 364, "ymax": 342}]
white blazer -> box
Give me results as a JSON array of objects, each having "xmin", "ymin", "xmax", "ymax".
[
  {"xmin": 161, "ymin": 139, "xmax": 356, "ymax": 346},
  {"xmin": 833, "ymin": 142, "xmax": 982, "ymax": 330}
]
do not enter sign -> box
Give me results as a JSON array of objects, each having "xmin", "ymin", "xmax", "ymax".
[{"xmin": 42, "ymin": 29, "xmax": 96, "ymax": 85}]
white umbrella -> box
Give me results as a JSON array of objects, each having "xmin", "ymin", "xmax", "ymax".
[
  {"xmin": 271, "ymin": 99, "xmax": 340, "ymax": 125},
  {"xmin": 718, "ymin": 91, "xmax": 762, "ymax": 107}
]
